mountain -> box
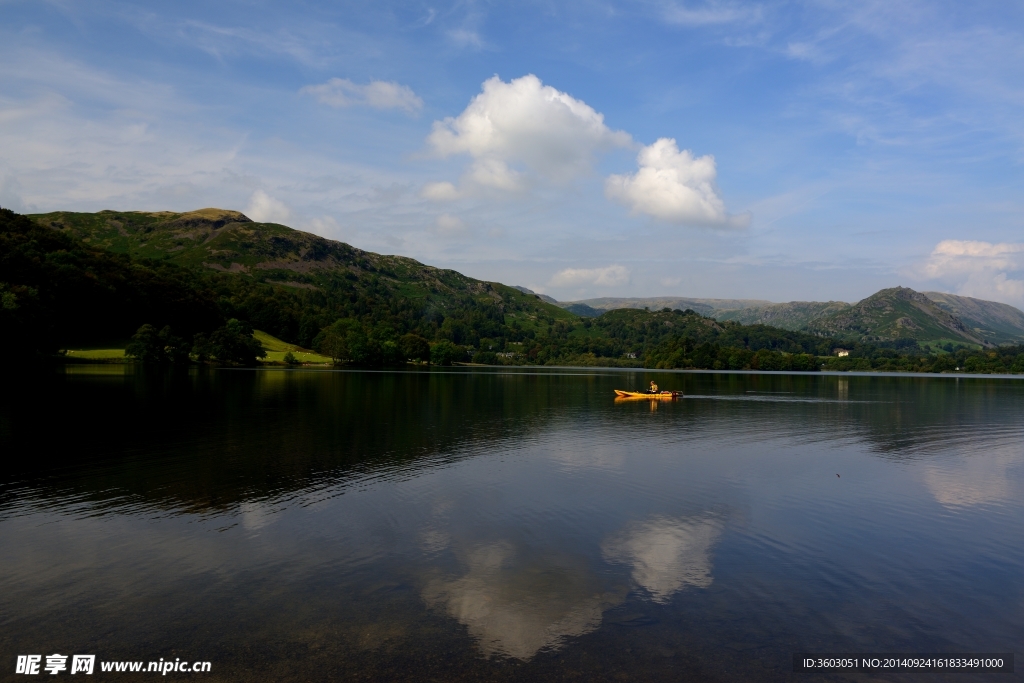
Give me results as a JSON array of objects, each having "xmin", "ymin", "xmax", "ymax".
[
  {"xmin": 923, "ymin": 292, "xmax": 1024, "ymax": 345},
  {"xmin": 511, "ymin": 285, "xmax": 558, "ymax": 304},
  {"xmin": 556, "ymin": 296, "xmax": 772, "ymax": 318},
  {"xmin": 30, "ymin": 209, "xmax": 568, "ymax": 311},
  {"xmin": 35, "ymin": 208, "xmax": 426, "ymax": 277},
  {"xmin": 564, "ymin": 288, "xmax": 1024, "ymax": 346},
  {"xmin": 560, "ymin": 302, "xmax": 603, "ymax": 317},
  {"xmin": 806, "ymin": 287, "xmax": 988, "ymax": 346},
  {"xmin": 25, "ymin": 208, "xmax": 578, "ymax": 349},
  {"xmin": 21, "ymin": 208, "xmax": 1024, "ymax": 362},
  {"xmin": 715, "ymin": 301, "xmax": 851, "ymax": 329}
]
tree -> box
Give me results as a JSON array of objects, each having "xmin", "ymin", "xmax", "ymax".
[
  {"xmin": 430, "ymin": 340, "xmax": 463, "ymax": 366},
  {"xmin": 314, "ymin": 318, "xmax": 360, "ymax": 364},
  {"xmin": 192, "ymin": 332, "xmax": 214, "ymax": 362},
  {"xmin": 400, "ymin": 333, "xmax": 430, "ymax": 362},
  {"xmin": 125, "ymin": 324, "xmax": 165, "ymax": 363},
  {"xmin": 473, "ymin": 350, "xmax": 498, "ymax": 365},
  {"xmin": 208, "ymin": 319, "xmax": 266, "ymax": 365},
  {"xmin": 380, "ymin": 340, "xmax": 404, "ymax": 365},
  {"xmin": 125, "ymin": 324, "xmax": 191, "ymax": 364}
]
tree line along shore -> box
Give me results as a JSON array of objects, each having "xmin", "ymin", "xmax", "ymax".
[{"xmin": 3, "ymin": 207, "xmax": 1023, "ymax": 374}]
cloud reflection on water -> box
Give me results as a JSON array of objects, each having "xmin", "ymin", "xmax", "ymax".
[
  {"xmin": 923, "ymin": 446, "xmax": 1022, "ymax": 509},
  {"xmin": 601, "ymin": 515, "xmax": 723, "ymax": 602},
  {"xmin": 422, "ymin": 542, "xmax": 624, "ymax": 660}
]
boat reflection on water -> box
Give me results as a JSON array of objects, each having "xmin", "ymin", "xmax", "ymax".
[{"xmin": 614, "ymin": 390, "xmax": 682, "ymax": 411}]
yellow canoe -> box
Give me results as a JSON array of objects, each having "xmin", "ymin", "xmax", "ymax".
[{"xmin": 614, "ymin": 389, "xmax": 682, "ymax": 399}]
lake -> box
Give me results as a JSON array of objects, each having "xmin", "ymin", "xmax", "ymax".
[{"xmin": 2, "ymin": 366, "xmax": 1022, "ymax": 681}]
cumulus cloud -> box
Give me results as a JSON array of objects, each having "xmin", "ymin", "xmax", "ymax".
[
  {"xmin": 601, "ymin": 515, "xmax": 723, "ymax": 602},
  {"xmin": 426, "ymin": 74, "xmax": 632, "ymax": 194},
  {"xmin": 921, "ymin": 240, "xmax": 1024, "ymax": 307},
  {"xmin": 605, "ymin": 138, "xmax": 748, "ymax": 227},
  {"xmin": 246, "ymin": 190, "xmax": 290, "ymax": 224},
  {"xmin": 549, "ymin": 265, "xmax": 630, "ymax": 288},
  {"xmin": 301, "ymin": 78, "xmax": 423, "ymax": 114}
]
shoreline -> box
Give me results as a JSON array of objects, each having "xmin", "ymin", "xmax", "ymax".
[{"xmin": 54, "ymin": 359, "xmax": 1023, "ymax": 380}]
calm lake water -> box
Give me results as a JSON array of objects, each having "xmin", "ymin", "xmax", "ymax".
[{"xmin": 2, "ymin": 367, "xmax": 1023, "ymax": 681}]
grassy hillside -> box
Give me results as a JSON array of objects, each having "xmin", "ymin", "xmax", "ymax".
[
  {"xmin": 715, "ymin": 300, "xmax": 851, "ymax": 329},
  {"xmin": 253, "ymin": 330, "xmax": 333, "ymax": 364},
  {"xmin": 28, "ymin": 208, "xmax": 576, "ymax": 347},
  {"xmin": 32, "ymin": 209, "xmax": 566, "ymax": 310},
  {"xmin": 923, "ymin": 292, "xmax": 1024, "ymax": 345},
  {"xmin": 1, "ymin": 208, "xmax": 224, "ymax": 354},
  {"xmin": 806, "ymin": 287, "xmax": 986, "ymax": 345}
]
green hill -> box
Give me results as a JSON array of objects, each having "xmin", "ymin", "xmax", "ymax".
[
  {"xmin": 715, "ymin": 300, "xmax": 851, "ymax": 329},
  {"xmin": 27, "ymin": 208, "xmax": 576, "ymax": 347},
  {"xmin": 32, "ymin": 208, "xmax": 561, "ymax": 307},
  {"xmin": 805, "ymin": 286, "xmax": 987, "ymax": 346},
  {"xmin": 922, "ymin": 292, "xmax": 1024, "ymax": 345}
]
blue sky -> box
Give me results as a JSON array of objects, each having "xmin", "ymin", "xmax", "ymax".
[{"xmin": 2, "ymin": 0, "xmax": 1024, "ymax": 306}]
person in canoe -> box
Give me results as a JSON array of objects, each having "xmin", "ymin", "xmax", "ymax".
[{"xmin": 649, "ymin": 381, "xmax": 658, "ymax": 394}]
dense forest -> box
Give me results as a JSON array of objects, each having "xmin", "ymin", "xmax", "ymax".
[{"xmin": 3, "ymin": 207, "xmax": 1024, "ymax": 372}]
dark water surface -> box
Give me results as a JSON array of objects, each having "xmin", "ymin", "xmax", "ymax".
[{"xmin": 2, "ymin": 367, "xmax": 1023, "ymax": 681}]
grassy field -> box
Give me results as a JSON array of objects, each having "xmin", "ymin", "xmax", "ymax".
[
  {"xmin": 253, "ymin": 330, "xmax": 333, "ymax": 364},
  {"xmin": 64, "ymin": 348, "xmax": 126, "ymax": 360},
  {"xmin": 62, "ymin": 331, "xmax": 332, "ymax": 364}
]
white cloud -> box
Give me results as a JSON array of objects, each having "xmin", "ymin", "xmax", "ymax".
[
  {"xmin": 246, "ymin": 190, "xmax": 291, "ymax": 224},
  {"xmin": 434, "ymin": 213, "xmax": 470, "ymax": 237},
  {"xmin": 605, "ymin": 138, "xmax": 748, "ymax": 227},
  {"xmin": 549, "ymin": 264, "xmax": 630, "ymax": 288},
  {"xmin": 464, "ymin": 157, "xmax": 525, "ymax": 192},
  {"xmin": 921, "ymin": 240, "xmax": 1024, "ymax": 307},
  {"xmin": 426, "ymin": 74, "xmax": 632, "ymax": 194},
  {"xmin": 447, "ymin": 28, "xmax": 483, "ymax": 48},
  {"xmin": 305, "ymin": 215, "xmax": 343, "ymax": 239},
  {"xmin": 659, "ymin": 1, "xmax": 763, "ymax": 26},
  {"xmin": 601, "ymin": 515, "xmax": 723, "ymax": 602},
  {"xmin": 300, "ymin": 78, "xmax": 423, "ymax": 114},
  {"xmin": 421, "ymin": 181, "xmax": 462, "ymax": 202}
]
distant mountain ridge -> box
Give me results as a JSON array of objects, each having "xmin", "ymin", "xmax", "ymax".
[
  {"xmin": 805, "ymin": 287, "xmax": 988, "ymax": 346},
  {"xmin": 557, "ymin": 296, "xmax": 772, "ymax": 318},
  {"xmin": 555, "ymin": 288, "xmax": 1024, "ymax": 346}
]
